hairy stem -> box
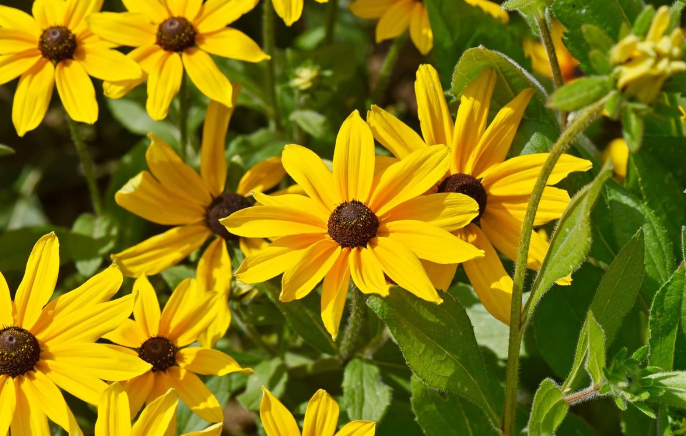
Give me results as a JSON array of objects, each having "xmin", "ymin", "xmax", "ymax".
[
  {"xmin": 338, "ymin": 285, "xmax": 368, "ymax": 363},
  {"xmin": 263, "ymin": 2, "xmax": 283, "ymax": 131},
  {"xmin": 178, "ymin": 73, "xmax": 189, "ymax": 161},
  {"xmin": 501, "ymin": 96, "xmax": 609, "ymax": 435},
  {"xmin": 323, "ymin": 0, "xmax": 339, "ymax": 45},
  {"xmin": 564, "ymin": 386, "xmax": 600, "ymax": 405},
  {"xmin": 371, "ymin": 33, "xmax": 407, "ymax": 104},
  {"xmin": 66, "ymin": 115, "xmax": 103, "ymax": 216},
  {"xmin": 535, "ymin": 12, "xmax": 567, "ymax": 127}
]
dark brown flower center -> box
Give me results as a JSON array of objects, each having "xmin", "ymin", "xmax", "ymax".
[
  {"xmin": 0, "ymin": 327, "xmax": 41, "ymax": 378},
  {"xmin": 138, "ymin": 336, "xmax": 178, "ymax": 372},
  {"xmin": 438, "ymin": 173, "xmax": 487, "ymax": 223},
  {"xmin": 207, "ymin": 193, "xmax": 252, "ymax": 241},
  {"xmin": 39, "ymin": 26, "xmax": 77, "ymax": 63},
  {"xmin": 157, "ymin": 17, "xmax": 196, "ymax": 52},
  {"xmin": 328, "ymin": 200, "xmax": 379, "ymax": 248}
]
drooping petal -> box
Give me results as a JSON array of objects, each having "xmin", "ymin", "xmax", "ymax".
[
  {"xmin": 166, "ymin": 367, "xmax": 223, "ymax": 423},
  {"xmin": 368, "ymin": 236, "xmax": 442, "ymax": 303},
  {"xmin": 375, "ymin": 0, "xmax": 413, "ymax": 43},
  {"xmin": 182, "ymin": 48, "xmax": 233, "ymax": 107},
  {"xmin": 349, "ymin": 247, "xmax": 389, "ymax": 297},
  {"xmin": 14, "ymin": 232, "xmax": 59, "ymax": 331},
  {"xmin": 281, "ymin": 239, "xmax": 341, "ymax": 302},
  {"xmin": 146, "ymin": 51, "xmax": 183, "ymax": 120},
  {"xmin": 260, "ymin": 387, "xmax": 301, "ymax": 436},
  {"xmin": 10, "ymin": 378, "xmax": 50, "ymax": 436},
  {"xmin": 95, "ymin": 383, "xmax": 132, "ymax": 436},
  {"xmin": 379, "ymin": 220, "xmax": 484, "ymax": 264},
  {"xmin": 336, "ymin": 421, "xmax": 376, "ymax": 436},
  {"xmin": 0, "ymin": 29, "xmax": 39, "ymax": 55},
  {"xmin": 409, "ymin": 2, "xmax": 432, "ymax": 55},
  {"xmin": 121, "ymin": 373, "xmax": 154, "ymax": 419},
  {"xmin": 415, "ymin": 64, "xmax": 453, "ymax": 150},
  {"xmin": 367, "ymin": 105, "xmax": 426, "ymax": 159},
  {"xmin": 282, "ymin": 144, "xmax": 339, "ymax": 211},
  {"xmin": 111, "ymin": 225, "xmax": 213, "ymax": 277},
  {"xmin": 321, "ymin": 248, "xmax": 351, "ymax": 340},
  {"xmin": 239, "ymin": 237, "xmax": 270, "ymax": 257},
  {"xmin": 381, "ymin": 192, "xmax": 479, "ymax": 232},
  {"xmin": 0, "ymin": 50, "xmax": 42, "ymax": 85},
  {"xmin": 184, "ymin": 423, "xmax": 224, "ymax": 436},
  {"xmin": 487, "ymin": 187, "xmax": 570, "ymax": 227},
  {"xmin": 333, "ymin": 111, "xmax": 375, "ymax": 203},
  {"xmin": 221, "ymin": 206, "xmax": 327, "ymax": 238},
  {"xmin": 45, "ymin": 343, "xmax": 151, "ymax": 382},
  {"xmin": 37, "ymin": 359, "xmax": 108, "ymax": 405},
  {"xmin": 270, "ymin": 0, "xmax": 303, "ymax": 26},
  {"xmin": 451, "ymin": 68, "xmax": 496, "ymax": 174},
  {"xmin": 0, "ymin": 272, "xmax": 13, "ymax": 326},
  {"xmin": 74, "ymin": 43, "xmax": 142, "ymax": 82},
  {"xmin": 456, "ymin": 224, "xmax": 513, "ymax": 324},
  {"xmin": 56, "ymin": 59, "xmax": 98, "ymax": 124},
  {"xmin": 368, "ymin": 144, "xmax": 450, "ymax": 216},
  {"xmin": 130, "ymin": 388, "xmax": 177, "ymax": 436},
  {"xmin": 177, "ymin": 347, "xmax": 252, "ymax": 376},
  {"xmin": 0, "ymin": 376, "xmax": 16, "ymax": 436},
  {"xmin": 421, "ymin": 260, "xmax": 458, "ymax": 292},
  {"xmin": 201, "ymin": 99, "xmax": 237, "ymax": 197},
  {"xmin": 133, "ymin": 274, "xmax": 161, "ymax": 338},
  {"xmin": 236, "ymin": 156, "xmax": 286, "ymax": 196},
  {"xmin": 463, "ymin": 0, "xmax": 509, "ymax": 23},
  {"xmin": 302, "ymin": 390, "xmax": 339, "ymax": 436},
  {"xmin": 480, "ymin": 209, "xmax": 550, "ymax": 270},
  {"xmin": 196, "ymin": 27, "xmax": 270, "ymax": 61},
  {"xmin": 196, "ymin": 239, "xmax": 232, "ymax": 348},
  {"xmin": 12, "ymin": 58, "xmax": 54, "ymax": 137},
  {"xmin": 122, "ymin": 0, "xmax": 170, "ymax": 23},
  {"xmin": 87, "ymin": 12, "xmax": 157, "ymax": 47},
  {"xmin": 348, "ymin": 0, "xmax": 395, "ymax": 18},
  {"xmin": 165, "ymin": 0, "xmax": 203, "ymax": 22},
  {"xmin": 195, "ymin": 0, "xmax": 261, "ymax": 33},
  {"xmin": 103, "ymin": 45, "xmax": 164, "ymax": 99},
  {"xmin": 20, "ymin": 371, "xmax": 81, "ymax": 435},
  {"xmin": 0, "ymin": 5, "xmax": 41, "ymax": 36}
]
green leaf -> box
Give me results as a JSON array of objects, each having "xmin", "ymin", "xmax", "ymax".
[
  {"xmin": 289, "ymin": 110, "xmax": 329, "ymax": 139},
  {"xmin": 526, "ymin": 162, "xmax": 613, "ymax": 319},
  {"xmin": 528, "ymin": 379, "xmax": 570, "ymax": 436},
  {"xmin": 649, "ymin": 264, "xmax": 686, "ymax": 370},
  {"xmin": 548, "ymin": 77, "xmax": 613, "ymax": 111},
  {"xmin": 160, "ymin": 265, "xmax": 196, "ymax": 291},
  {"xmin": 632, "ymin": 6, "xmax": 656, "ymax": 37},
  {"xmin": 501, "ymin": 0, "xmax": 535, "ymax": 9},
  {"xmin": 71, "ymin": 213, "xmax": 117, "ymax": 277},
  {"xmin": 623, "ymin": 108, "xmax": 645, "ymax": 152},
  {"xmin": 644, "ymin": 372, "xmax": 686, "ymax": 409},
  {"xmin": 107, "ymin": 98, "xmax": 179, "ymax": 146},
  {"xmin": 367, "ymin": 291, "xmax": 503, "ymax": 425},
  {"xmin": 581, "ymin": 24, "xmax": 615, "ymax": 52},
  {"xmin": 237, "ymin": 357, "xmax": 288, "ymax": 412},
  {"xmin": 669, "ymin": 1, "xmax": 685, "ymax": 32},
  {"xmin": 411, "ymin": 376, "xmax": 498, "ymax": 436},
  {"xmin": 586, "ymin": 311, "xmax": 607, "ymax": 386},
  {"xmin": 590, "ymin": 230, "xmax": 645, "ymax": 345},
  {"xmin": 0, "ymin": 144, "xmax": 15, "ymax": 156},
  {"xmin": 342, "ymin": 358, "xmax": 392, "ymax": 422}
]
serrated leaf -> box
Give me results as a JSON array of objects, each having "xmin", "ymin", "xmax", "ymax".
[
  {"xmin": 528, "ymin": 379, "xmax": 570, "ymax": 436},
  {"xmin": 623, "ymin": 109, "xmax": 645, "ymax": 152},
  {"xmin": 649, "ymin": 265, "xmax": 686, "ymax": 370},
  {"xmin": 586, "ymin": 311, "xmax": 607, "ymax": 386},
  {"xmin": 367, "ymin": 291, "xmax": 503, "ymax": 425},
  {"xmin": 644, "ymin": 372, "xmax": 686, "ymax": 410},
  {"xmin": 549, "ymin": 76, "xmax": 613, "ymax": 111},
  {"xmin": 237, "ymin": 358, "xmax": 288, "ymax": 412},
  {"xmin": 342, "ymin": 359, "xmax": 392, "ymax": 422}
]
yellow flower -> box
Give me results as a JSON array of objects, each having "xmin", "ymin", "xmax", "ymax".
[
  {"xmin": 367, "ymin": 65, "xmax": 592, "ymax": 324},
  {"xmin": 104, "ymin": 275, "xmax": 253, "ymax": 423},
  {"xmin": 523, "ymin": 20, "xmax": 579, "ymax": 82},
  {"xmin": 87, "ymin": 0, "xmax": 269, "ymax": 120},
  {"xmin": 611, "ymin": 6, "xmax": 686, "ymax": 104},
  {"xmin": 0, "ymin": 0, "xmax": 142, "ymax": 136},
  {"xmin": 0, "ymin": 233, "xmax": 151, "ymax": 435},
  {"xmin": 348, "ymin": 0, "xmax": 508, "ymax": 55},
  {"xmin": 222, "ymin": 110, "xmax": 484, "ymax": 339},
  {"xmin": 111, "ymin": 97, "xmax": 285, "ymax": 281},
  {"xmin": 272, "ymin": 0, "xmax": 329, "ymax": 27},
  {"xmin": 260, "ymin": 387, "xmax": 376, "ymax": 436},
  {"xmin": 602, "ymin": 138, "xmax": 629, "ymax": 179},
  {"xmin": 96, "ymin": 383, "xmax": 222, "ymax": 436}
]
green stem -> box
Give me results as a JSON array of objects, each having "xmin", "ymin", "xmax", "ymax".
[
  {"xmin": 338, "ymin": 284, "xmax": 368, "ymax": 363},
  {"xmin": 178, "ymin": 73, "xmax": 189, "ymax": 161},
  {"xmin": 501, "ymin": 96, "xmax": 608, "ymax": 435},
  {"xmin": 263, "ymin": 2, "xmax": 283, "ymax": 131},
  {"xmin": 371, "ymin": 33, "xmax": 407, "ymax": 104},
  {"xmin": 564, "ymin": 386, "xmax": 600, "ymax": 405},
  {"xmin": 231, "ymin": 304, "xmax": 277, "ymax": 357},
  {"xmin": 66, "ymin": 115, "xmax": 103, "ymax": 216},
  {"xmin": 323, "ymin": 0, "xmax": 339, "ymax": 45},
  {"xmin": 534, "ymin": 12, "xmax": 567, "ymax": 127}
]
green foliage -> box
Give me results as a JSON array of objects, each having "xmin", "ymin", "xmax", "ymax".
[
  {"xmin": 342, "ymin": 359, "xmax": 393, "ymax": 422},
  {"xmin": 528, "ymin": 379, "xmax": 570, "ymax": 436},
  {"xmin": 548, "ymin": 77, "xmax": 614, "ymax": 111},
  {"xmin": 649, "ymin": 265, "xmax": 686, "ymax": 371}
]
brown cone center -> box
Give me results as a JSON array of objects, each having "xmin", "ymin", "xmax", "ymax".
[
  {"xmin": 0, "ymin": 327, "xmax": 41, "ymax": 378},
  {"xmin": 207, "ymin": 193, "xmax": 252, "ymax": 241},
  {"xmin": 328, "ymin": 200, "xmax": 379, "ymax": 248},
  {"xmin": 438, "ymin": 173, "xmax": 488, "ymax": 223},
  {"xmin": 157, "ymin": 17, "xmax": 196, "ymax": 52},
  {"xmin": 138, "ymin": 336, "xmax": 178, "ymax": 372},
  {"xmin": 39, "ymin": 26, "xmax": 77, "ymax": 63}
]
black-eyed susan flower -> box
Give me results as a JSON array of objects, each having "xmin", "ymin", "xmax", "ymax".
[
  {"xmin": 104, "ymin": 275, "xmax": 252, "ymax": 423},
  {"xmin": 0, "ymin": 0, "xmax": 142, "ymax": 136},
  {"xmin": 260, "ymin": 387, "xmax": 376, "ymax": 436},
  {"xmin": 111, "ymin": 99, "xmax": 285, "ymax": 279},
  {"xmin": 95, "ymin": 383, "xmax": 222, "ymax": 436},
  {"xmin": 348, "ymin": 0, "xmax": 508, "ymax": 55},
  {"xmin": 271, "ymin": 0, "xmax": 328, "ymax": 26},
  {"xmin": 221, "ymin": 110, "xmax": 484, "ymax": 339},
  {"xmin": 367, "ymin": 65, "xmax": 592, "ymax": 324},
  {"xmin": 611, "ymin": 6, "xmax": 686, "ymax": 104},
  {"xmin": 87, "ymin": 0, "xmax": 268, "ymax": 120},
  {"xmin": 0, "ymin": 233, "xmax": 151, "ymax": 435},
  {"xmin": 523, "ymin": 20, "xmax": 579, "ymax": 82}
]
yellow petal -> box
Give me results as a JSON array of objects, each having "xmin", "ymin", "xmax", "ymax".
[
  {"xmin": 270, "ymin": 0, "xmax": 303, "ymax": 26},
  {"xmin": 20, "ymin": 371, "xmax": 81, "ymax": 435},
  {"xmin": 369, "ymin": 236, "xmax": 442, "ymax": 303},
  {"xmin": 111, "ymin": 225, "xmax": 213, "ymax": 277},
  {"xmin": 260, "ymin": 387, "xmax": 302, "ymax": 436},
  {"xmin": 252, "ymin": 191, "xmax": 329, "ymax": 222},
  {"xmin": 333, "ymin": 111, "xmax": 375, "ymax": 203},
  {"xmin": 415, "ymin": 64, "xmax": 453, "ymax": 150},
  {"xmin": 0, "ymin": 5, "xmax": 41, "ymax": 36},
  {"xmin": 103, "ymin": 318, "xmax": 149, "ymax": 348},
  {"xmin": 421, "ymin": 259, "xmax": 457, "ymax": 292},
  {"xmin": 466, "ymin": 88, "xmax": 535, "ymax": 177},
  {"xmin": 349, "ymin": 246, "xmax": 389, "ymax": 297},
  {"xmin": 349, "ymin": 0, "xmax": 395, "ymax": 19},
  {"xmin": 166, "ymin": 367, "xmax": 223, "ymax": 423},
  {"xmin": 381, "ymin": 192, "xmax": 478, "ymax": 232},
  {"xmin": 177, "ymin": 347, "xmax": 252, "ymax": 376},
  {"xmin": 0, "ymin": 50, "xmax": 42, "ymax": 85},
  {"xmin": 0, "ymin": 29, "xmax": 39, "ymax": 55},
  {"xmin": 146, "ymin": 51, "xmax": 183, "ymax": 120},
  {"xmin": 115, "ymin": 171, "xmax": 208, "ymax": 226},
  {"xmin": 379, "ymin": 219, "xmax": 484, "ymax": 264},
  {"xmin": 103, "ymin": 45, "xmax": 164, "ymax": 99},
  {"xmin": 302, "ymin": 389, "xmax": 339, "ymax": 436},
  {"xmin": 75, "ymin": 43, "xmax": 142, "ymax": 82},
  {"xmin": 0, "ymin": 272, "xmax": 12, "ymax": 325},
  {"xmin": 647, "ymin": 6, "xmax": 670, "ymax": 43},
  {"xmin": 133, "ymin": 274, "xmax": 161, "ymax": 338},
  {"xmin": 236, "ymin": 156, "xmax": 287, "ymax": 196},
  {"xmin": 130, "ymin": 388, "xmax": 177, "ymax": 436},
  {"xmin": 281, "ymin": 239, "xmax": 341, "ymax": 302},
  {"xmin": 201, "ymin": 99, "xmax": 237, "ymax": 197},
  {"xmin": 38, "ymin": 359, "xmax": 108, "ymax": 405},
  {"xmin": 239, "ymin": 237, "xmax": 270, "ymax": 257},
  {"xmin": 487, "ymin": 187, "xmax": 570, "ymax": 226},
  {"xmin": 602, "ymin": 138, "xmax": 629, "ymax": 179},
  {"xmin": 183, "ymin": 423, "xmax": 223, "ymax": 436},
  {"xmin": 409, "ymin": 3, "xmax": 432, "ymax": 55},
  {"xmin": 11, "ymin": 377, "xmax": 50, "ymax": 435},
  {"xmin": 196, "ymin": 28, "xmax": 270, "ymax": 61},
  {"xmin": 282, "ymin": 144, "xmax": 339, "ymax": 211},
  {"xmin": 12, "ymin": 58, "xmax": 54, "ymax": 137},
  {"xmin": 47, "ymin": 343, "xmax": 151, "ymax": 382},
  {"xmin": 480, "ymin": 153, "xmax": 592, "ymax": 196},
  {"xmin": 0, "ymin": 376, "xmax": 17, "ymax": 436},
  {"xmin": 196, "ymin": 239, "xmax": 232, "ymax": 347},
  {"xmin": 87, "ymin": 12, "xmax": 157, "ymax": 47},
  {"xmin": 158, "ymin": 278, "xmax": 208, "ymax": 343},
  {"xmin": 122, "ymin": 0, "xmax": 170, "ymax": 23},
  {"xmin": 368, "ymin": 144, "xmax": 450, "ymax": 216},
  {"xmin": 14, "ymin": 232, "xmax": 59, "ymax": 331},
  {"xmin": 480, "ymin": 209, "xmax": 549, "ymax": 270},
  {"xmin": 451, "ymin": 68, "xmax": 496, "ymax": 174},
  {"xmin": 456, "ymin": 224, "xmax": 513, "ymax": 324},
  {"xmin": 165, "ymin": 0, "xmax": 202, "ymax": 21},
  {"xmin": 182, "ymin": 48, "xmax": 233, "ymax": 107},
  {"xmin": 195, "ymin": 0, "xmax": 261, "ymax": 33},
  {"xmin": 463, "ymin": 0, "xmax": 509, "ymax": 23},
  {"xmin": 321, "ymin": 248, "xmax": 351, "ymax": 340},
  {"xmin": 336, "ymin": 421, "xmax": 376, "ymax": 436},
  {"xmin": 221, "ymin": 206, "xmax": 327, "ymax": 238},
  {"xmin": 56, "ymin": 59, "xmax": 98, "ymax": 124},
  {"xmin": 96, "ymin": 383, "xmax": 132, "ymax": 436},
  {"xmin": 65, "ymin": 0, "xmax": 104, "ymax": 32},
  {"xmin": 235, "ymin": 234, "xmax": 324, "ymax": 283},
  {"xmin": 121, "ymin": 373, "xmax": 154, "ymax": 419},
  {"xmin": 367, "ymin": 105, "xmax": 426, "ymax": 159},
  {"xmin": 375, "ymin": 0, "xmax": 413, "ymax": 43},
  {"xmin": 33, "ymin": 0, "xmax": 67, "ymax": 29}
]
